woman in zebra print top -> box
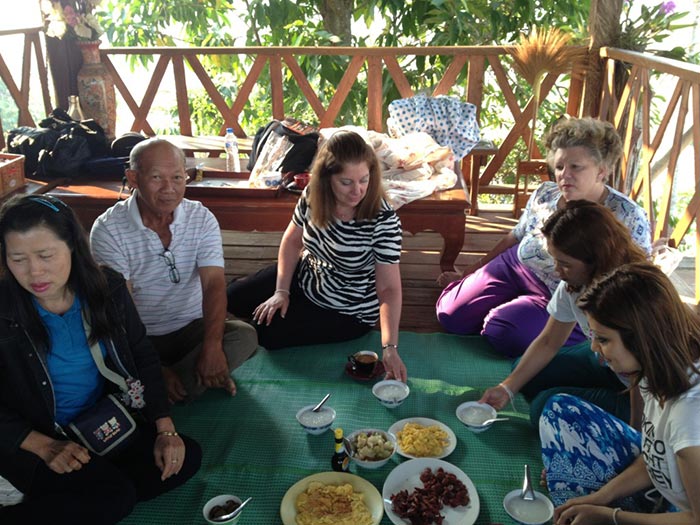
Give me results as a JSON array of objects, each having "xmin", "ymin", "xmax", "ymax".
[{"xmin": 227, "ymin": 131, "xmax": 407, "ymax": 381}]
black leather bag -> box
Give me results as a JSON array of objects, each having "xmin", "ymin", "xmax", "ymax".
[
  {"xmin": 6, "ymin": 126, "xmax": 61, "ymax": 175},
  {"xmin": 36, "ymin": 127, "xmax": 92, "ymax": 178},
  {"xmin": 8, "ymin": 108, "xmax": 110, "ymax": 178}
]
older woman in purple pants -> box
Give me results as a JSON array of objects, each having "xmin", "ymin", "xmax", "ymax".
[{"xmin": 435, "ymin": 118, "xmax": 651, "ymax": 357}]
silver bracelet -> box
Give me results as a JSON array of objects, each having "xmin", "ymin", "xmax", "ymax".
[
  {"xmin": 498, "ymin": 382, "xmax": 515, "ymax": 402},
  {"xmin": 612, "ymin": 507, "xmax": 621, "ymax": 525},
  {"xmin": 382, "ymin": 343, "xmax": 398, "ymax": 351},
  {"xmin": 275, "ymin": 289, "xmax": 290, "ymax": 295}
]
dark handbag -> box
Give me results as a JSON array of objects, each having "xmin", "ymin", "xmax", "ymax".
[
  {"xmin": 66, "ymin": 316, "xmax": 141, "ymax": 456},
  {"xmin": 67, "ymin": 394, "xmax": 137, "ymax": 456}
]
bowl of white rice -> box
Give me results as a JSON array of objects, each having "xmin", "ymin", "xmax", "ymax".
[
  {"xmin": 455, "ymin": 401, "xmax": 497, "ymax": 433},
  {"xmin": 295, "ymin": 404, "xmax": 336, "ymax": 435},
  {"xmin": 372, "ymin": 380, "xmax": 410, "ymax": 408}
]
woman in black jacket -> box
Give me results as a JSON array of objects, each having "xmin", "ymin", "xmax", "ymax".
[{"xmin": 0, "ymin": 195, "xmax": 201, "ymax": 525}]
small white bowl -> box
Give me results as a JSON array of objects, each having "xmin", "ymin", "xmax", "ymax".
[
  {"xmin": 345, "ymin": 428, "xmax": 396, "ymax": 469},
  {"xmin": 503, "ymin": 489, "xmax": 554, "ymax": 525},
  {"xmin": 203, "ymin": 494, "xmax": 243, "ymax": 525},
  {"xmin": 295, "ymin": 404, "xmax": 336, "ymax": 435},
  {"xmin": 455, "ymin": 401, "xmax": 497, "ymax": 433},
  {"xmin": 372, "ymin": 380, "xmax": 410, "ymax": 408}
]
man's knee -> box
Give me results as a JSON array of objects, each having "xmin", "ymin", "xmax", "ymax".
[{"xmin": 222, "ymin": 320, "xmax": 258, "ymax": 368}]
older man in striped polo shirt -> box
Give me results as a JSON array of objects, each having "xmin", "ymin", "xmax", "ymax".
[{"xmin": 90, "ymin": 138, "xmax": 258, "ymax": 402}]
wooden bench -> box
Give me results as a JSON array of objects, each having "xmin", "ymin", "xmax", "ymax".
[{"xmin": 46, "ymin": 158, "xmax": 469, "ymax": 272}]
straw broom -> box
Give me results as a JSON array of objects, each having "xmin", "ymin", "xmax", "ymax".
[{"xmin": 509, "ymin": 27, "xmax": 588, "ymax": 159}]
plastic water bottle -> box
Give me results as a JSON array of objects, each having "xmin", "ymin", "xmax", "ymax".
[{"xmin": 224, "ymin": 127, "xmax": 241, "ymax": 172}]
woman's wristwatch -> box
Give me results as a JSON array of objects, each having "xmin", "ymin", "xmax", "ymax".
[{"xmin": 382, "ymin": 343, "xmax": 398, "ymax": 351}]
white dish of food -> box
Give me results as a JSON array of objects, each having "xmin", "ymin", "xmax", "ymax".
[
  {"xmin": 382, "ymin": 458, "xmax": 479, "ymax": 525},
  {"xmin": 388, "ymin": 417, "xmax": 457, "ymax": 459},
  {"xmin": 280, "ymin": 471, "xmax": 383, "ymax": 525}
]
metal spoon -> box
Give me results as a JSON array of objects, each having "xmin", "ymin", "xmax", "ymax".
[
  {"xmin": 520, "ymin": 464, "xmax": 535, "ymax": 501},
  {"xmin": 312, "ymin": 393, "xmax": 331, "ymax": 412},
  {"xmin": 481, "ymin": 417, "xmax": 510, "ymax": 425},
  {"xmin": 212, "ymin": 496, "xmax": 252, "ymax": 522}
]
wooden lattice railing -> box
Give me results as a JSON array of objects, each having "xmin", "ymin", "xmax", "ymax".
[
  {"xmin": 597, "ymin": 47, "xmax": 700, "ymax": 301},
  {"xmin": 2, "ymin": 37, "xmax": 700, "ymax": 301},
  {"xmin": 97, "ymin": 46, "xmax": 586, "ymax": 183},
  {"xmin": 0, "ymin": 27, "xmax": 51, "ymax": 143}
]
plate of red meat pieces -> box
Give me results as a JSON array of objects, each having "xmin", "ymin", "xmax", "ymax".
[{"xmin": 382, "ymin": 458, "xmax": 480, "ymax": 525}]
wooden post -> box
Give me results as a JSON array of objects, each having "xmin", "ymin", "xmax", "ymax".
[{"xmin": 582, "ymin": 0, "xmax": 623, "ymax": 117}]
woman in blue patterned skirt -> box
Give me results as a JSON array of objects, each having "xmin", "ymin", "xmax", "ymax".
[{"xmin": 541, "ymin": 262, "xmax": 700, "ymax": 524}]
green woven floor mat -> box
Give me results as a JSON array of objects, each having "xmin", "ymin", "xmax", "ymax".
[{"xmin": 119, "ymin": 331, "xmax": 542, "ymax": 525}]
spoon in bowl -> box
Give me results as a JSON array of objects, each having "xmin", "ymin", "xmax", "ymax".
[
  {"xmin": 481, "ymin": 417, "xmax": 510, "ymax": 425},
  {"xmin": 212, "ymin": 496, "xmax": 252, "ymax": 522},
  {"xmin": 312, "ymin": 393, "xmax": 331, "ymax": 412},
  {"xmin": 520, "ymin": 464, "xmax": 536, "ymax": 501}
]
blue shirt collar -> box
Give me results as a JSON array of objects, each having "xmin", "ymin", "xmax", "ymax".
[{"xmin": 34, "ymin": 294, "xmax": 81, "ymax": 319}]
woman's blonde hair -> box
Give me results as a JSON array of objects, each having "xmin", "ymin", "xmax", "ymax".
[
  {"xmin": 578, "ymin": 262, "xmax": 700, "ymax": 403},
  {"xmin": 307, "ymin": 131, "xmax": 385, "ymax": 228},
  {"xmin": 545, "ymin": 117, "xmax": 622, "ymax": 177}
]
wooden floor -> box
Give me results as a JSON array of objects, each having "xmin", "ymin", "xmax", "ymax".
[{"xmin": 223, "ymin": 205, "xmax": 518, "ymax": 333}]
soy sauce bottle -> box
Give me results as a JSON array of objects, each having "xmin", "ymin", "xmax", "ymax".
[{"xmin": 331, "ymin": 428, "xmax": 349, "ymax": 472}]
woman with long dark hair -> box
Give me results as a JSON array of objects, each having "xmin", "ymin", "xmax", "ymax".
[
  {"xmin": 542, "ymin": 262, "xmax": 700, "ymax": 523},
  {"xmin": 480, "ymin": 201, "xmax": 648, "ymax": 425},
  {"xmin": 0, "ymin": 195, "xmax": 201, "ymax": 525}
]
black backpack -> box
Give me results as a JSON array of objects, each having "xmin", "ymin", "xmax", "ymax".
[
  {"xmin": 6, "ymin": 126, "xmax": 62, "ymax": 175},
  {"xmin": 246, "ymin": 118, "xmax": 319, "ymax": 174},
  {"xmin": 7, "ymin": 108, "xmax": 110, "ymax": 178}
]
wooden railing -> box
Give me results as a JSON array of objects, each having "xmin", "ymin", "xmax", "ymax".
[
  {"xmin": 0, "ymin": 27, "xmax": 51, "ymax": 147},
  {"xmin": 2, "ymin": 37, "xmax": 700, "ymax": 300},
  {"xmin": 596, "ymin": 47, "xmax": 700, "ymax": 300},
  {"xmin": 97, "ymin": 46, "xmax": 585, "ymax": 183}
]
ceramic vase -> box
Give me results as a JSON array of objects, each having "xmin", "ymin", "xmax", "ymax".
[{"xmin": 76, "ymin": 40, "xmax": 116, "ymax": 140}]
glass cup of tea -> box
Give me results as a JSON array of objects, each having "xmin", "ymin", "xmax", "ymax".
[{"xmin": 348, "ymin": 350, "xmax": 379, "ymax": 377}]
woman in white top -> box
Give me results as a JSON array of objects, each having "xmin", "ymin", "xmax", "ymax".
[
  {"xmin": 541, "ymin": 262, "xmax": 700, "ymax": 523},
  {"xmin": 479, "ymin": 200, "xmax": 648, "ymax": 426}
]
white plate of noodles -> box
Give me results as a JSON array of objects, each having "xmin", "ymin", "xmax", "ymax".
[
  {"xmin": 280, "ymin": 471, "xmax": 383, "ymax": 525},
  {"xmin": 388, "ymin": 417, "xmax": 457, "ymax": 459}
]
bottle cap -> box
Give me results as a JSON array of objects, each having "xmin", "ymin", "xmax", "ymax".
[
  {"xmin": 226, "ymin": 127, "xmax": 234, "ymax": 133},
  {"xmin": 334, "ymin": 428, "xmax": 343, "ymax": 439}
]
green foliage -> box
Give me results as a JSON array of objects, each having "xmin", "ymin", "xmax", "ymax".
[
  {"xmin": 618, "ymin": 1, "xmax": 693, "ymax": 59},
  {"xmin": 0, "ymin": 82, "xmax": 19, "ymax": 131},
  {"xmin": 100, "ymin": 0, "xmax": 591, "ymax": 132},
  {"xmin": 100, "ymin": 0, "xmax": 237, "ymax": 67}
]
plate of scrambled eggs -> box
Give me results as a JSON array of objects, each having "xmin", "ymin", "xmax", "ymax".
[
  {"xmin": 388, "ymin": 417, "xmax": 457, "ymax": 459},
  {"xmin": 280, "ymin": 471, "xmax": 383, "ymax": 525}
]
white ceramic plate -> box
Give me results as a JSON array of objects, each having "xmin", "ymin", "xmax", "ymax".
[
  {"xmin": 382, "ymin": 458, "xmax": 480, "ymax": 525},
  {"xmin": 279, "ymin": 471, "xmax": 383, "ymax": 525},
  {"xmin": 388, "ymin": 417, "xmax": 457, "ymax": 459}
]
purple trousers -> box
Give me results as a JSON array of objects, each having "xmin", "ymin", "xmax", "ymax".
[{"xmin": 435, "ymin": 244, "xmax": 585, "ymax": 357}]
